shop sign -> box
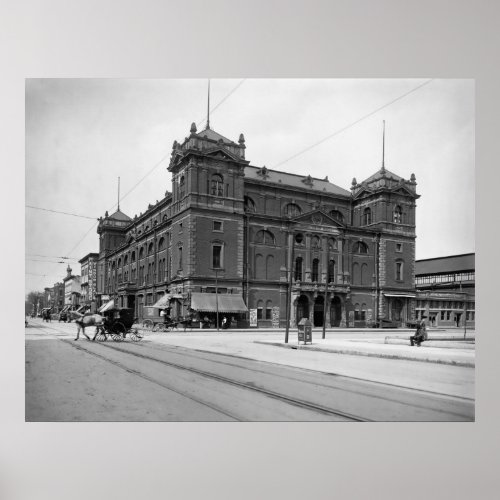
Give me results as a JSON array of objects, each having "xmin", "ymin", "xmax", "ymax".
[
  {"xmin": 249, "ymin": 309, "xmax": 258, "ymax": 327},
  {"xmin": 271, "ymin": 307, "xmax": 280, "ymax": 328}
]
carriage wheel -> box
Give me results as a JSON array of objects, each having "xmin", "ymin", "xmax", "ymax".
[
  {"xmin": 95, "ymin": 329, "xmax": 107, "ymax": 342},
  {"xmin": 129, "ymin": 328, "xmax": 143, "ymax": 342},
  {"xmin": 142, "ymin": 319, "xmax": 154, "ymax": 329},
  {"xmin": 154, "ymin": 323, "xmax": 167, "ymax": 332},
  {"xmin": 111, "ymin": 322, "xmax": 125, "ymax": 341}
]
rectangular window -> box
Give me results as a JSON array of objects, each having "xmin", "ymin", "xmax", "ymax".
[
  {"xmin": 396, "ymin": 243, "xmax": 402, "ymax": 252},
  {"xmin": 213, "ymin": 221, "xmax": 223, "ymax": 231},
  {"xmin": 257, "ymin": 307, "xmax": 263, "ymax": 320},
  {"xmin": 212, "ymin": 245, "xmax": 222, "ymax": 268}
]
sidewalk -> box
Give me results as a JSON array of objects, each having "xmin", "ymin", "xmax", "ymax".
[{"xmin": 142, "ymin": 327, "xmax": 475, "ymax": 368}]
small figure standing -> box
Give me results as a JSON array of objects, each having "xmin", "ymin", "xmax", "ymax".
[
  {"xmin": 410, "ymin": 316, "xmax": 427, "ymax": 346},
  {"xmin": 221, "ymin": 316, "xmax": 228, "ymax": 329}
]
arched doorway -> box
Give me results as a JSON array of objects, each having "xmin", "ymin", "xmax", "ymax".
[
  {"xmin": 330, "ymin": 296, "xmax": 342, "ymax": 327},
  {"xmin": 296, "ymin": 295, "xmax": 309, "ymax": 325},
  {"xmin": 313, "ymin": 296, "xmax": 324, "ymax": 327},
  {"xmin": 392, "ymin": 299, "xmax": 403, "ymax": 322}
]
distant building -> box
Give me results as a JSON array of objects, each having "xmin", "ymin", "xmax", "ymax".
[
  {"xmin": 79, "ymin": 253, "xmax": 99, "ymax": 312},
  {"xmin": 62, "ymin": 265, "xmax": 81, "ymax": 311},
  {"xmin": 415, "ymin": 253, "xmax": 475, "ymax": 328},
  {"xmin": 95, "ymin": 120, "xmax": 420, "ymax": 328}
]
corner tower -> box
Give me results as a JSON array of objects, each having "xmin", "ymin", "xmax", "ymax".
[{"xmin": 167, "ymin": 122, "xmax": 249, "ymax": 303}]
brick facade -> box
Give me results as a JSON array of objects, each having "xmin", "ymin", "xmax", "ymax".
[{"xmin": 94, "ymin": 123, "xmax": 419, "ymax": 328}]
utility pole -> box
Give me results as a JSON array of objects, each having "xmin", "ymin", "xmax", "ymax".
[
  {"xmin": 285, "ymin": 230, "xmax": 295, "ymax": 344},
  {"xmin": 322, "ymin": 245, "xmax": 330, "ymax": 339},
  {"xmin": 215, "ymin": 268, "xmax": 219, "ymax": 331}
]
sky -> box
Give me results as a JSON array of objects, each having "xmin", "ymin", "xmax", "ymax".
[{"xmin": 25, "ymin": 78, "xmax": 475, "ymax": 294}]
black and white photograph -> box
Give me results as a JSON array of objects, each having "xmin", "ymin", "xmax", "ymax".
[
  {"xmin": 25, "ymin": 78, "xmax": 475, "ymax": 422},
  {"xmin": 3, "ymin": 1, "xmax": 499, "ymax": 499}
]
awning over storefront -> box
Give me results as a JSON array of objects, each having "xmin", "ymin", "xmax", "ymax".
[
  {"xmin": 60, "ymin": 305, "xmax": 70, "ymax": 313},
  {"xmin": 151, "ymin": 294, "xmax": 172, "ymax": 309},
  {"xmin": 384, "ymin": 294, "xmax": 416, "ymax": 298},
  {"xmin": 98, "ymin": 299, "xmax": 115, "ymax": 313},
  {"xmin": 190, "ymin": 293, "xmax": 248, "ymax": 313},
  {"xmin": 41, "ymin": 307, "xmax": 52, "ymax": 312}
]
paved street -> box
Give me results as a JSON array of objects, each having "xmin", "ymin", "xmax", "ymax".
[{"xmin": 25, "ymin": 318, "xmax": 475, "ymax": 421}]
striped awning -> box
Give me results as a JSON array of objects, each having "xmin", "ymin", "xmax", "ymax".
[
  {"xmin": 60, "ymin": 305, "xmax": 70, "ymax": 313},
  {"xmin": 98, "ymin": 299, "xmax": 115, "ymax": 313},
  {"xmin": 190, "ymin": 293, "xmax": 248, "ymax": 313}
]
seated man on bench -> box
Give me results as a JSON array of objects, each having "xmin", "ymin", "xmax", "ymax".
[{"xmin": 410, "ymin": 316, "xmax": 427, "ymax": 346}]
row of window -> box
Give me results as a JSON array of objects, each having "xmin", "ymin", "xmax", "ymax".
[
  {"xmin": 416, "ymin": 272, "xmax": 475, "ymax": 285},
  {"xmin": 415, "ymin": 299, "xmax": 475, "ymax": 310},
  {"xmin": 360, "ymin": 205, "xmax": 406, "ymax": 226}
]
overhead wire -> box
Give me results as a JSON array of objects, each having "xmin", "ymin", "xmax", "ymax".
[
  {"xmin": 26, "ymin": 205, "xmax": 98, "ymax": 220},
  {"xmin": 272, "ymin": 79, "xmax": 434, "ymax": 169}
]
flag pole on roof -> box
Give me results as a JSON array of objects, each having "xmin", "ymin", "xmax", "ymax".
[
  {"xmin": 381, "ymin": 120, "xmax": 386, "ymax": 172},
  {"xmin": 206, "ymin": 79, "xmax": 211, "ymax": 130}
]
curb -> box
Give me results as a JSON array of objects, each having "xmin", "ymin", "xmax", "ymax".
[{"xmin": 255, "ymin": 341, "xmax": 475, "ymax": 368}]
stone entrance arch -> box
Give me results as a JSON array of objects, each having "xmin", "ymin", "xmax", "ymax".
[
  {"xmin": 296, "ymin": 295, "xmax": 309, "ymax": 325},
  {"xmin": 330, "ymin": 296, "xmax": 342, "ymax": 327},
  {"xmin": 313, "ymin": 295, "xmax": 324, "ymax": 327}
]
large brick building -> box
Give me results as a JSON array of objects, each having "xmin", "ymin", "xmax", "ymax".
[{"xmin": 95, "ymin": 121, "xmax": 420, "ymax": 328}]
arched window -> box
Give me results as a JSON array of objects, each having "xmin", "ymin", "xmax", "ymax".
[
  {"xmin": 255, "ymin": 254, "xmax": 264, "ymax": 279},
  {"xmin": 361, "ymin": 303, "xmax": 367, "ymax": 320},
  {"xmin": 158, "ymin": 237, "xmax": 165, "ymax": 251},
  {"xmin": 312, "ymin": 258, "xmax": 319, "ymax": 282},
  {"xmin": 328, "ymin": 259, "xmax": 335, "ymax": 283},
  {"xmin": 139, "ymin": 247, "xmax": 144, "ymax": 259},
  {"xmin": 244, "ymin": 196, "xmax": 256, "ymax": 213},
  {"xmin": 285, "ymin": 203, "xmax": 302, "ymax": 217},
  {"xmin": 294, "ymin": 257, "xmax": 303, "ymax": 281},
  {"xmin": 117, "ymin": 258, "xmax": 122, "ymax": 268},
  {"xmin": 396, "ymin": 260, "xmax": 404, "ymax": 281},
  {"xmin": 266, "ymin": 255, "xmax": 274, "ymax": 280},
  {"xmin": 131, "ymin": 251, "xmax": 136, "ymax": 262},
  {"xmin": 329, "ymin": 210, "xmax": 344, "ymax": 223},
  {"xmin": 254, "ymin": 229, "xmax": 275, "ymax": 245},
  {"xmin": 211, "ymin": 174, "xmax": 224, "ymax": 197},
  {"xmin": 265, "ymin": 300, "xmax": 273, "ymax": 320},
  {"xmin": 124, "ymin": 254, "xmax": 128, "ymax": 266},
  {"xmin": 353, "ymin": 241, "xmax": 369, "ymax": 254},
  {"xmin": 361, "ymin": 263, "xmax": 369, "ymax": 285},
  {"xmin": 393, "ymin": 205, "xmax": 402, "ymax": 223},
  {"xmin": 363, "ymin": 207, "xmax": 372, "ymax": 225},
  {"xmin": 148, "ymin": 242, "xmax": 154, "ymax": 255},
  {"xmin": 178, "ymin": 247, "xmax": 183, "ymax": 270},
  {"xmin": 257, "ymin": 300, "xmax": 264, "ymax": 320},
  {"xmin": 352, "ymin": 262, "xmax": 360, "ymax": 284}
]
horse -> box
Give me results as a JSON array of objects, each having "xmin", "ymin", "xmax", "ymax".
[{"xmin": 70, "ymin": 311, "xmax": 104, "ymax": 341}]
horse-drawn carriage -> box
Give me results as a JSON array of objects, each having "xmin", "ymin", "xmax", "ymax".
[{"xmin": 95, "ymin": 306, "xmax": 142, "ymax": 342}]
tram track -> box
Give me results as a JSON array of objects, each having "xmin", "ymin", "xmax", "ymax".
[{"xmin": 28, "ymin": 322, "xmax": 474, "ymax": 421}]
